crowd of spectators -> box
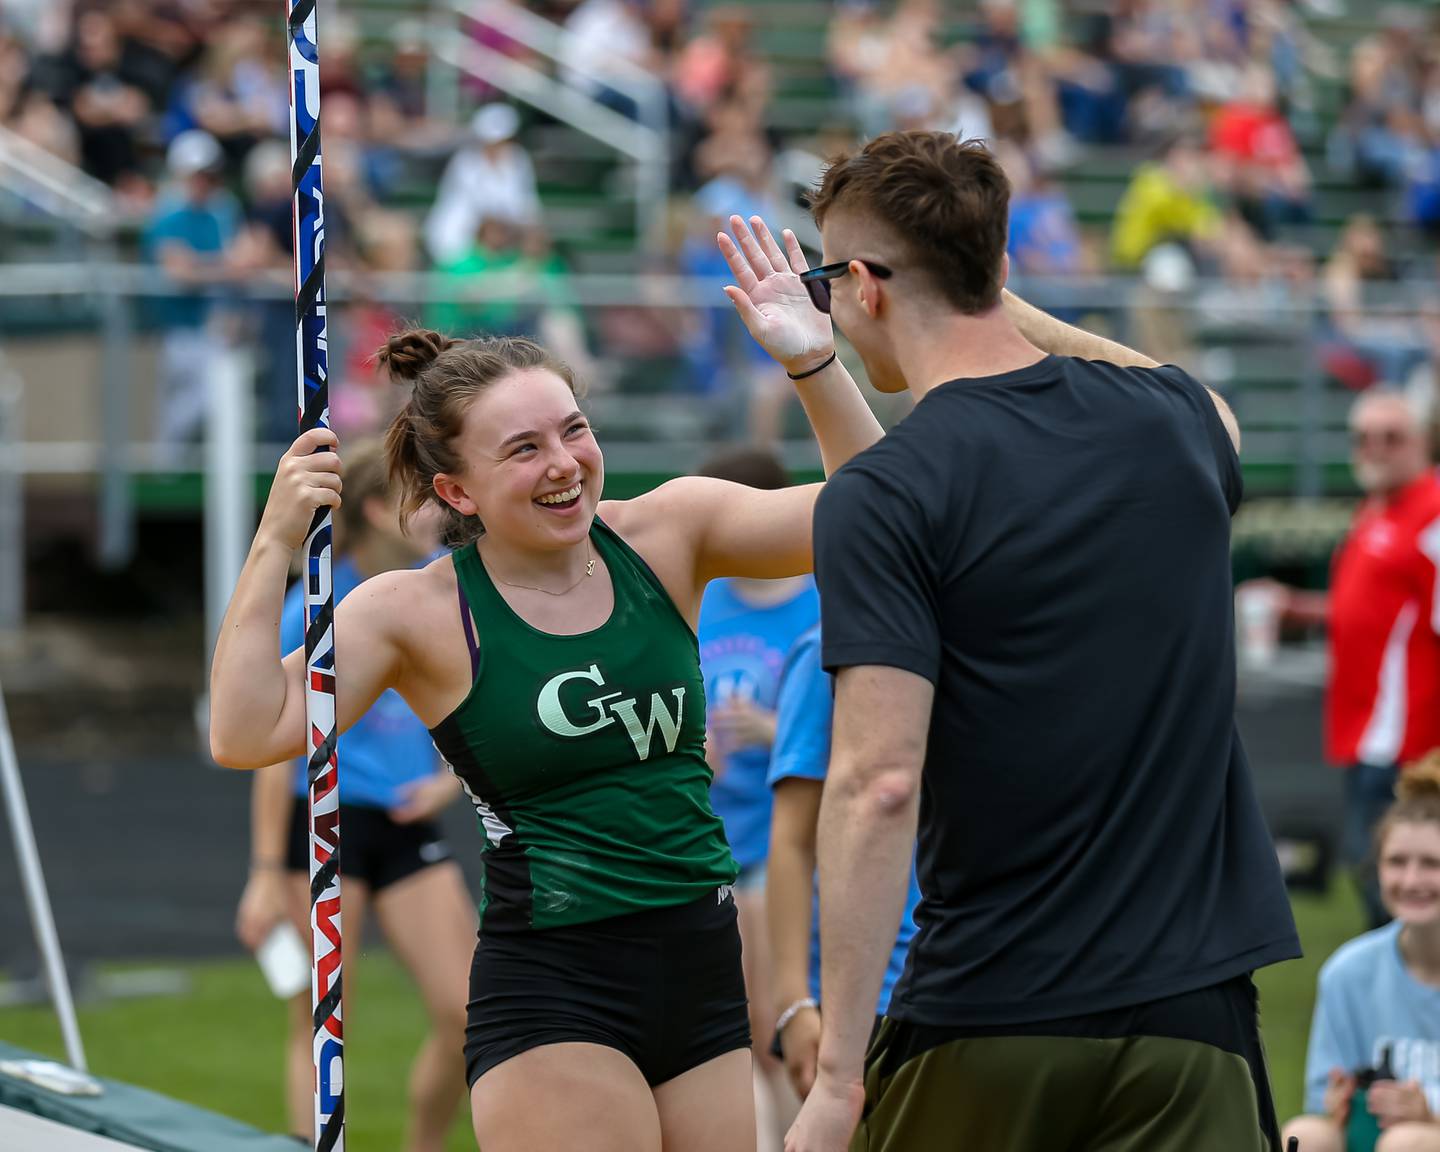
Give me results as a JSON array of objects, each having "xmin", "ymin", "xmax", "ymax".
[{"xmin": 5, "ymin": 0, "xmax": 1440, "ymax": 443}]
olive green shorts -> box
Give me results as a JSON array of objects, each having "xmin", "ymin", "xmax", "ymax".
[{"xmin": 852, "ymin": 975, "xmax": 1279, "ymax": 1152}]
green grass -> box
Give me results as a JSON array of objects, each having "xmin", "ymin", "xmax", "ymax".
[{"xmin": 0, "ymin": 882, "xmax": 1367, "ymax": 1147}]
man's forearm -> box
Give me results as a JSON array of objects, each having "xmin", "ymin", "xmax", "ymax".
[
  {"xmin": 815, "ymin": 775, "xmax": 918, "ymax": 1082},
  {"xmin": 1003, "ymin": 289, "xmax": 1158, "ymax": 369}
]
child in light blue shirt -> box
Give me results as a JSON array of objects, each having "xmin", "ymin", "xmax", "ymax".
[
  {"xmin": 1284, "ymin": 760, "xmax": 1440, "ymax": 1152},
  {"xmin": 1303, "ymin": 922, "xmax": 1440, "ymax": 1116}
]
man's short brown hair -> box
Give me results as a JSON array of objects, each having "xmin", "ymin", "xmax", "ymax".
[{"xmin": 809, "ymin": 131, "xmax": 1010, "ymax": 315}]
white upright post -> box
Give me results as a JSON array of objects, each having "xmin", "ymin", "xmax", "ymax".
[{"xmin": 0, "ymin": 680, "xmax": 88, "ymax": 1072}]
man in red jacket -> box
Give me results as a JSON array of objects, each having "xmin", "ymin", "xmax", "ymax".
[{"xmin": 1261, "ymin": 389, "xmax": 1440, "ymax": 925}]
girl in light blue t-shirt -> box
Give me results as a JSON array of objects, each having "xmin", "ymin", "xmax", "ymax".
[{"xmin": 1282, "ymin": 760, "xmax": 1440, "ymax": 1152}]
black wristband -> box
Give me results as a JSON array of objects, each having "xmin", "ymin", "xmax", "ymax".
[{"xmin": 786, "ymin": 351, "xmax": 837, "ymax": 380}]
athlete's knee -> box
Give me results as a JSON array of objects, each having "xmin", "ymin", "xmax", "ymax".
[
  {"xmin": 430, "ymin": 998, "xmax": 467, "ymax": 1045},
  {"xmin": 1377, "ymin": 1123, "xmax": 1440, "ymax": 1152},
  {"xmin": 1280, "ymin": 1114, "xmax": 1343, "ymax": 1152}
]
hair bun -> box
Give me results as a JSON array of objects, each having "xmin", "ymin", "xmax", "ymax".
[
  {"xmin": 1399, "ymin": 752, "xmax": 1440, "ymax": 802},
  {"xmin": 376, "ymin": 328, "xmax": 458, "ymax": 383}
]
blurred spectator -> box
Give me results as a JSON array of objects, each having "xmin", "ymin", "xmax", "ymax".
[
  {"xmin": 690, "ymin": 96, "xmax": 778, "ymax": 188},
  {"xmin": 0, "ymin": 25, "xmax": 81, "ymax": 167},
  {"xmin": 334, "ymin": 212, "xmax": 421, "ymax": 438},
  {"xmin": 143, "ymin": 129, "xmax": 240, "ymax": 448},
  {"xmin": 164, "ymin": 14, "xmax": 287, "ymax": 168},
  {"xmin": 1111, "ymin": 133, "xmax": 1223, "ymax": 270},
  {"xmin": 8, "ymin": 89, "xmax": 81, "ymax": 167},
  {"xmin": 423, "ymin": 103, "xmax": 542, "ymax": 267},
  {"xmin": 958, "ymin": 0, "xmax": 1072, "ymax": 163},
  {"xmin": 680, "ymin": 163, "xmax": 793, "ymax": 444},
  {"xmin": 315, "ymin": 14, "xmax": 364, "ymax": 103},
  {"xmin": 1321, "ymin": 216, "xmax": 1429, "ymax": 389},
  {"xmin": 367, "ymin": 20, "xmax": 454, "ymax": 157},
  {"xmin": 1403, "ymin": 69, "xmax": 1440, "ymax": 237},
  {"xmin": 672, "ymin": 7, "xmax": 769, "ymax": 123},
  {"xmin": 995, "ymin": 139, "xmax": 1085, "ymax": 279},
  {"xmin": 429, "ymin": 217, "xmax": 596, "ymax": 386},
  {"xmin": 826, "ymin": 0, "xmax": 888, "ymax": 121},
  {"xmin": 41, "ymin": 7, "xmax": 154, "ymax": 187},
  {"xmin": 1047, "ymin": 12, "xmax": 1133, "ymax": 147},
  {"xmin": 109, "ymin": 0, "xmax": 192, "ymax": 113},
  {"xmin": 1244, "ymin": 390, "xmax": 1440, "ymax": 928},
  {"xmin": 561, "ymin": 0, "xmax": 661, "ymax": 120},
  {"xmin": 833, "ymin": 0, "xmax": 987, "ymax": 143},
  {"xmin": 1328, "ymin": 6, "xmax": 1427, "ymax": 188},
  {"xmin": 1210, "ymin": 63, "xmax": 1312, "ymax": 239},
  {"xmin": 228, "ymin": 139, "xmax": 301, "ymax": 447},
  {"xmin": 0, "ymin": 25, "xmax": 36, "ymax": 124},
  {"xmin": 320, "ymin": 89, "xmax": 386, "ymax": 211}
]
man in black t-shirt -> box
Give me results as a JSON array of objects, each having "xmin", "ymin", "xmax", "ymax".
[{"xmin": 785, "ymin": 132, "xmax": 1300, "ymax": 1152}]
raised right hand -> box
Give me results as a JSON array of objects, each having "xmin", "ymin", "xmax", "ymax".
[
  {"xmin": 258, "ymin": 428, "xmax": 343, "ymax": 551},
  {"xmin": 718, "ymin": 215, "xmax": 834, "ymax": 376}
]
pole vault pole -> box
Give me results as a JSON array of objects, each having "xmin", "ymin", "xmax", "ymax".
[{"xmin": 286, "ymin": 2, "xmax": 345, "ymax": 1149}]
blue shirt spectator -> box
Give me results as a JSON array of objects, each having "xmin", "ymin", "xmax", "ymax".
[
  {"xmin": 699, "ymin": 576, "xmax": 819, "ymax": 874},
  {"xmin": 1009, "ymin": 188, "xmax": 1083, "ymax": 277},
  {"xmin": 280, "ymin": 556, "xmax": 440, "ymax": 810},
  {"xmin": 143, "ymin": 130, "xmax": 239, "ymax": 331}
]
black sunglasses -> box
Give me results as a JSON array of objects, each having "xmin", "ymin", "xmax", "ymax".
[
  {"xmin": 1351, "ymin": 427, "xmax": 1409, "ymax": 448},
  {"xmin": 798, "ymin": 259, "xmax": 893, "ymax": 314}
]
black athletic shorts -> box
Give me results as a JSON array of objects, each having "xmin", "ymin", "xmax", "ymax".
[
  {"xmin": 854, "ymin": 973, "xmax": 1280, "ymax": 1152},
  {"xmin": 464, "ymin": 886, "xmax": 751, "ymax": 1088},
  {"xmin": 285, "ymin": 796, "xmax": 452, "ymax": 893}
]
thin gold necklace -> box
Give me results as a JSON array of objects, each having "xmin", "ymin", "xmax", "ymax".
[{"xmin": 487, "ymin": 538, "xmax": 597, "ymax": 596}]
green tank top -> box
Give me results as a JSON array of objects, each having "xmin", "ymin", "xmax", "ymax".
[{"xmin": 431, "ymin": 517, "xmax": 738, "ymax": 932}]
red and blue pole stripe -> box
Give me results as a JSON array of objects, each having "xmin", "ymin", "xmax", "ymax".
[{"xmin": 286, "ymin": 1, "xmax": 344, "ymax": 1148}]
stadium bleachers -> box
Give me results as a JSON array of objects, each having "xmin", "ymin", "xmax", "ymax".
[{"xmin": 3, "ymin": 0, "xmax": 1437, "ymax": 522}]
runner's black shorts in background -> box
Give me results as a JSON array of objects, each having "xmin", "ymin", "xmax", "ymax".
[
  {"xmin": 285, "ymin": 796, "xmax": 452, "ymax": 893},
  {"xmin": 464, "ymin": 886, "xmax": 750, "ymax": 1088},
  {"xmin": 854, "ymin": 974, "xmax": 1279, "ymax": 1152}
]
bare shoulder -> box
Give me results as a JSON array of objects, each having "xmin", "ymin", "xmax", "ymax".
[{"xmin": 337, "ymin": 559, "xmax": 456, "ymax": 644}]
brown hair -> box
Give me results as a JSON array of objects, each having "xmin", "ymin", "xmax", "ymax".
[
  {"xmin": 336, "ymin": 437, "xmax": 390, "ymax": 549},
  {"xmin": 808, "ymin": 130, "xmax": 1010, "ymax": 315},
  {"xmin": 696, "ymin": 445, "xmax": 790, "ymax": 490},
  {"xmin": 378, "ymin": 328, "xmax": 580, "ymax": 545},
  {"xmin": 1377, "ymin": 750, "xmax": 1440, "ymax": 851}
]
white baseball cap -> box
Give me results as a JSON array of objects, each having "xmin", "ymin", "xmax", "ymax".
[
  {"xmin": 167, "ymin": 130, "xmax": 224, "ymax": 176},
  {"xmin": 470, "ymin": 104, "xmax": 520, "ymax": 145}
]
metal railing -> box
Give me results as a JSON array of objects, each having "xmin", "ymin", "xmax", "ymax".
[
  {"xmin": 428, "ymin": 0, "xmax": 670, "ymax": 251},
  {"xmin": 2, "ymin": 259, "xmax": 1431, "ymax": 633},
  {"xmin": 0, "ymin": 125, "xmax": 116, "ymax": 237}
]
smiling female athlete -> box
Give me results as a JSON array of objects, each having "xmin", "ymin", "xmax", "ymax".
[{"xmin": 210, "ymin": 216, "xmax": 882, "ymax": 1152}]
